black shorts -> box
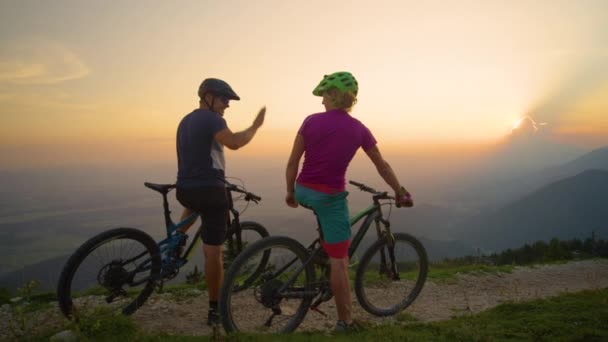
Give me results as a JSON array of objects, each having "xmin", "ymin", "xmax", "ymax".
[{"xmin": 176, "ymin": 186, "xmax": 228, "ymax": 246}]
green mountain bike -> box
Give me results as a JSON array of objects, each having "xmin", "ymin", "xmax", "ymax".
[
  {"xmin": 219, "ymin": 180, "xmax": 428, "ymax": 333},
  {"xmin": 57, "ymin": 180, "xmax": 269, "ymax": 320}
]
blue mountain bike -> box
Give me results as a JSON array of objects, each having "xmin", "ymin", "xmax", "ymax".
[{"xmin": 57, "ymin": 180, "xmax": 269, "ymax": 319}]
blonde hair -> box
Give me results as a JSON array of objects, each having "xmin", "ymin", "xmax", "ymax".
[{"xmin": 325, "ymin": 88, "xmax": 358, "ymax": 112}]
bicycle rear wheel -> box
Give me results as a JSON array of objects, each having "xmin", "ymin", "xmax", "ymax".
[
  {"xmin": 57, "ymin": 227, "xmax": 161, "ymax": 319},
  {"xmin": 354, "ymin": 232, "xmax": 428, "ymax": 316},
  {"xmin": 220, "ymin": 236, "xmax": 315, "ymax": 333}
]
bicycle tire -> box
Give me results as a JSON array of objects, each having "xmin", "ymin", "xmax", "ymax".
[
  {"xmin": 220, "ymin": 236, "xmax": 315, "ymax": 333},
  {"xmin": 354, "ymin": 232, "xmax": 428, "ymax": 316},
  {"xmin": 225, "ymin": 221, "xmax": 271, "ymax": 291},
  {"xmin": 57, "ymin": 227, "xmax": 162, "ymax": 319}
]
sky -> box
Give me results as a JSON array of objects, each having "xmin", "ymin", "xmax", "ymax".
[{"xmin": 1, "ymin": 0, "xmax": 607, "ymax": 169}]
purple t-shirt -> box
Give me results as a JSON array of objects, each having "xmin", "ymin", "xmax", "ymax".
[{"xmin": 296, "ymin": 109, "xmax": 377, "ymax": 191}]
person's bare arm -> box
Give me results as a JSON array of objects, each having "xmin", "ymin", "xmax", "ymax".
[
  {"xmin": 285, "ymin": 134, "xmax": 305, "ymax": 207},
  {"xmin": 365, "ymin": 145, "xmax": 413, "ymax": 207},
  {"xmin": 365, "ymin": 145, "xmax": 401, "ymax": 192},
  {"xmin": 215, "ymin": 106, "xmax": 266, "ymax": 150}
]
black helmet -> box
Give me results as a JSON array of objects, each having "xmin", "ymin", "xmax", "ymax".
[{"xmin": 198, "ymin": 78, "xmax": 240, "ymax": 100}]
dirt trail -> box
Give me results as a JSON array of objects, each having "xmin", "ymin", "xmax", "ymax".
[{"xmin": 2, "ymin": 259, "xmax": 607, "ymax": 338}]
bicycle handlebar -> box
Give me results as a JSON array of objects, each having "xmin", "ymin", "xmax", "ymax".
[
  {"xmin": 348, "ymin": 180, "xmax": 409, "ymax": 207},
  {"xmin": 348, "ymin": 180, "xmax": 379, "ymax": 194},
  {"xmin": 226, "ymin": 183, "xmax": 262, "ymax": 203}
]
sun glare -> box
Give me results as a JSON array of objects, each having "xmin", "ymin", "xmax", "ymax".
[{"xmin": 512, "ymin": 118, "xmax": 524, "ymax": 130}]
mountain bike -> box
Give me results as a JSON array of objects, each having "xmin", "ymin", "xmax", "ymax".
[
  {"xmin": 57, "ymin": 180, "xmax": 269, "ymax": 319},
  {"xmin": 219, "ymin": 180, "xmax": 428, "ymax": 333}
]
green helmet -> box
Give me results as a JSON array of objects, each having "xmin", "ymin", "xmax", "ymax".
[{"xmin": 312, "ymin": 71, "xmax": 358, "ymax": 96}]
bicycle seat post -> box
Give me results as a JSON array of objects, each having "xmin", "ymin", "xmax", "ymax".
[{"xmin": 161, "ymin": 193, "xmax": 174, "ymax": 231}]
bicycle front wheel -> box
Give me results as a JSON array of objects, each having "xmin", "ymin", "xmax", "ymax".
[
  {"xmin": 226, "ymin": 221, "xmax": 270, "ymax": 253},
  {"xmin": 354, "ymin": 232, "xmax": 428, "ymax": 316},
  {"xmin": 57, "ymin": 227, "xmax": 161, "ymax": 319},
  {"xmin": 220, "ymin": 236, "xmax": 315, "ymax": 334},
  {"xmin": 225, "ymin": 221, "xmax": 270, "ymax": 290}
]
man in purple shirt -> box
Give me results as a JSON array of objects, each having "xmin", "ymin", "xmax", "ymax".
[{"xmin": 285, "ymin": 71, "xmax": 413, "ymax": 332}]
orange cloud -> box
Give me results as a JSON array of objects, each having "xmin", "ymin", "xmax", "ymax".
[{"xmin": 0, "ymin": 38, "xmax": 89, "ymax": 85}]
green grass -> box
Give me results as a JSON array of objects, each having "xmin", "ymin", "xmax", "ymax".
[
  {"xmin": 19, "ymin": 291, "xmax": 57, "ymax": 313},
  {"xmin": 354, "ymin": 262, "xmax": 516, "ymax": 286},
  {"xmin": 426, "ymin": 259, "xmax": 607, "ymax": 283},
  {"xmin": 0, "ymin": 287, "xmax": 11, "ymax": 305},
  {"xmin": 160, "ymin": 282, "xmax": 208, "ymax": 300},
  {"xmin": 427, "ymin": 263, "xmax": 515, "ymax": 282},
  {"xmin": 28, "ymin": 307, "xmax": 139, "ymax": 342}
]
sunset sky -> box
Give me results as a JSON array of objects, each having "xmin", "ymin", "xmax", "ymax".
[{"xmin": 1, "ymin": 0, "xmax": 607, "ymax": 168}]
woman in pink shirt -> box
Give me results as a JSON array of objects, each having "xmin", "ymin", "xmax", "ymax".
[{"xmin": 285, "ymin": 71, "xmax": 413, "ymax": 331}]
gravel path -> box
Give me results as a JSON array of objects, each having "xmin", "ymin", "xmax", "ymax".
[{"xmin": 2, "ymin": 259, "xmax": 607, "ymax": 339}]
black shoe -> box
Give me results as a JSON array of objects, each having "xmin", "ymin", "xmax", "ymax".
[
  {"xmin": 207, "ymin": 309, "xmax": 220, "ymax": 326},
  {"xmin": 335, "ymin": 319, "xmax": 365, "ymax": 333}
]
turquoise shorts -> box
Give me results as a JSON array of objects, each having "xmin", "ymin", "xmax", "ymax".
[{"xmin": 295, "ymin": 184, "xmax": 351, "ymax": 245}]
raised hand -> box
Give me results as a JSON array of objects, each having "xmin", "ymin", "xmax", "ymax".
[{"xmin": 253, "ymin": 106, "xmax": 266, "ymax": 129}]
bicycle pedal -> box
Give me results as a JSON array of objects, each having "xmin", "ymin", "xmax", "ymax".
[
  {"xmin": 310, "ymin": 305, "xmax": 328, "ymax": 317},
  {"xmin": 319, "ymin": 288, "xmax": 333, "ymax": 302}
]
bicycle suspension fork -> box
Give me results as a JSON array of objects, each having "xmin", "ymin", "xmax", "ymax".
[
  {"xmin": 375, "ymin": 210, "xmax": 400, "ymax": 280},
  {"xmin": 226, "ymin": 189, "xmax": 243, "ymax": 254}
]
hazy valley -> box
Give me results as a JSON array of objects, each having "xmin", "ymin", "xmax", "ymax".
[{"xmin": 1, "ymin": 134, "xmax": 607, "ymax": 291}]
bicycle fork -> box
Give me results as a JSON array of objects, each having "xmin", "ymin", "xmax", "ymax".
[{"xmin": 376, "ymin": 218, "xmax": 400, "ymax": 281}]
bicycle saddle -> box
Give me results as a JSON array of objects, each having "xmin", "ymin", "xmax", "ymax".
[{"xmin": 144, "ymin": 182, "xmax": 176, "ymax": 194}]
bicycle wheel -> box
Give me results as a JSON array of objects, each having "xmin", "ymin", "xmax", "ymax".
[
  {"xmin": 220, "ymin": 236, "xmax": 316, "ymax": 333},
  {"xmin": 225, "ymin": 221, "xmax": 270, "ymax": 291},
  {"xmin": 354, "ymin": 232, "xmax": 428, "ymax": 316},
  {"xmin": 57, "ymin": 227, "xmax": 161, "ymax": 319}
]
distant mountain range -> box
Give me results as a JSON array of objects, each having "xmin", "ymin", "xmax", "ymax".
[
  {"xmin": 493, "ymin": 146, "xmax": 608, "ymax": 209},
  {"xmin": 541, "ymin": 146, "xmax": 608, "ymax": 184},
  {"xmin": 445, "ymin": 142, "xmax": 607, "ymax": 210},
  {"xmin": 458, "ymin": 169, "xmax": 608, "ymax": 252}
]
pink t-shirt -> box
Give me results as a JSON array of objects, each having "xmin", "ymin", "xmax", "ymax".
[{"xmin": 296, "ymin": 109, "xmax": 377, "ymax": 192}]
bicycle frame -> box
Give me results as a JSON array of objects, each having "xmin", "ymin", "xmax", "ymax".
[{"xmin": 348, "ymin": 202, "xmax": 392, "ymax": 259}]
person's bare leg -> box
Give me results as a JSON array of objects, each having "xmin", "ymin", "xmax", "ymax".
[
  {"xmin": 330, "ymin": 256, "xmax": 352, "ymax": 323},
  {"xmin": 203, "ymin": 244, "xmax": 223, "ymax": 301},
  {"xmin": 178, "ymin": 208, "xmax": 197, "ymax": 234}
]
